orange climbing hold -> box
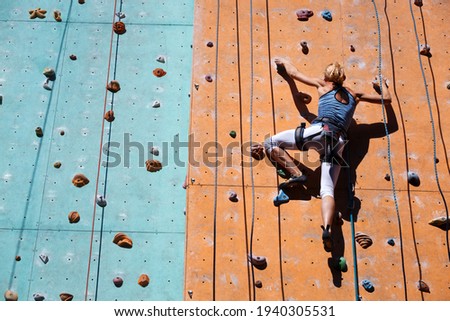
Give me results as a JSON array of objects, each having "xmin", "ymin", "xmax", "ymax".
[
  {"xmin": 104, "ymin": 110, "xmax": 115, "ymax": 122},
  {"xmin": 4, "ymin": 290, "xmax": 18, "ymax": 301},
  {"xmin": 153, "ymin": 68, "xmax": 167, "ymax": 77},
  {"xmin": 113, "ymin": 232, "xmax": 133, "ymax": 249},
  {"xmin": 72, "ymin": 173, "xmax": 90, "ymax": 187},
  {"xmin": 107, "ymin": 80, "xmax": 121, "ymax": 93},
  {"xmin": 138, "ymin": 274, "xmax": 150, "ymax": 287},
  {"xmin": 59, "ymin": 293, "xmax": 73, "ymax": 301},
  {"xmin": 68, "ymin": 211, "xmax": 80, "ymax": 224},
  {"xmin": 113, "ymin": 21, "xmax": 127, "ymax": 35},
  {"xmin": 146, "ymin": 159, "xmax": 162, "ymax": 172}
]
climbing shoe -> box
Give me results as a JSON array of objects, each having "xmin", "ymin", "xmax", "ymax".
[
  {"xmin": 279, "ymin": 175, "xmax": 307, "ymax": 191},
  {"xmin": 321, "ymin": 225, "xmax": 333, "ymax": 252}
]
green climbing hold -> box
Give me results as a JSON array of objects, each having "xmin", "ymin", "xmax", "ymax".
[
  {"xmin": 338, "ymin": 257, "xmax": 348, "ymax": 272},
  {"xmin": 229, "ymin": 130, "xmax": 237, "ymax": 138}
]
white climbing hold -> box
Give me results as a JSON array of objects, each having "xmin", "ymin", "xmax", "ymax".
[
  {"xmin": 96, "ymin": 195, "xmax": 107, "ymax": 207},
  {"xmin": 152, "ymin": 100, "xmax": 161, "ymax": 108},
  {"xmin": 156, "ymin": 55, "xmax": 166, "ymax": 63},
  {"xmin": 150, "ymin": 146, "xmax": 160, "ymax": 156},
  {"xmin": 116, "ymin": 12, "xmax": 126, "ymax": 19}
]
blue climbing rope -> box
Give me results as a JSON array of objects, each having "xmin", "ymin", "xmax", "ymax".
[{"xmin": 408, "ymin": 0, "xmax": 450, "ymax": 262}]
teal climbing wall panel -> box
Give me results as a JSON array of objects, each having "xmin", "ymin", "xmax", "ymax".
[{"xmin": 0, "ymin": 0, "xmax": 193, "ymax": 301}]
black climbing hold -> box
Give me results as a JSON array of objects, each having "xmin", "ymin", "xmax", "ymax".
[
  {"xmin": 96, "ymin": 195, "xmax": 107, "ymax": 207},
  {"xmin": 248, "ymin": 254, "xmax": 267, "ymax": 270},
  {"xmin": 414, "ymin": 0, "xmax": 423, "ymax": 7},
  {"xmin": 361, "ymin": 279, "xmax": 375, "ymax": 293},
  {"xmin": 39, "ymin": 254, "xmax": 49, "ymax": 264},
  {"xmin": 428, "ymin": 216, "xmax": 450, "ymax": 231},
  {"xmin": 350, "ymin": 45, "xmax": 356, "ymax": 52},
  {"xmin": 321, "ymin": 10, "xmax": 332, "ymax": 21},
  {"xmin": 420, "ymin": 44, "xmax": 431, "ymax": 57},
  {"xmin": 255, "ymin": 280, "xmax": 263, "ymax": 288},
  {"xmin": 387, "ymin": 238, "xmax": 395, "ymax": 246},
  {"xmin": 407, "ymin": 171, "xmax": 420, "ymax": 187},
  {"xmin": 69, "ymin": 54, "xmax": 77, "ymax": 60},
  {"xmin": 205, "ymin": 74, "xmax": 213, "ymax": 82},
  {"xmin": 384, "ymin": 173, "xmax": 391, "ymax": 181},
  {"xmin": 35, "ymin": 127, "xmax": 43, "ymax": 137},
  {"xmin": 229, "ymin": 130, "xmax": 237, "ymax": 138},
  {"xmin": 418, "ymin": 280, "xmax": 430, "ymax": 293},
  {"xmin": 273, "ymin": 189, "xmax": 289, "ymax": 207},
  {"xmin": 300, "ymin": 41, "xmax": 309, "ymax": 55},
  {"xmin": 435, "ymin": 158, "xmax": 439, "ymax": 164},
  {"xmin": 228, "ymin": 191, "xmax": 238, "ymax": 202},
  {"xmin": 187, "ymin": 290, "xmax": 193, "ymax": 299},
  {"xmin": 15, "ymin": 256, "xmax": 21, "ymax": 261},
  {"xmin": 206, "ymin": 41, "xmax": 214, "ymax": 47}
]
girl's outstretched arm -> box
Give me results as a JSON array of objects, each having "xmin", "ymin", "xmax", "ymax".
[{"xmin": 274, "ymin": 57, "xmax": 324, "ymax": 88}]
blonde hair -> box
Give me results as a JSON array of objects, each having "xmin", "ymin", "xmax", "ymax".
[{"xmin": 324, "ymin": 62, "xmax": 346, "ymax": 85}]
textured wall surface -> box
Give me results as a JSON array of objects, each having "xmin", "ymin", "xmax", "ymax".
[
  {"xmin": 185, "ymin": 0, "xmax": 450, "ymax": 301},
  {"xmin": 0, "ymin": 0, "xmax": 193, "ymax": 301}
]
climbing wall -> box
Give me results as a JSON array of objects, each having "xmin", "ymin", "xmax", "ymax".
[
  {"xmin": 0, "ymin": 0, "xmax": 193, "ymax": 300},
  {"xmin": 185, "ymin": 0, "xmax": 450, "ymax": 300}
]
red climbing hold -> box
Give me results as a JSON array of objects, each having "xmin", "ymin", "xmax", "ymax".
[
  {"xmin": 113, "ymin": 21, "xmax": 126, "ymax": 35},
  {"xmin": 104, "ymin": 110, "xmax": 115, "ymax": 122},
  {"xmin": 414, "ymin": 0, "xmax": 423, "ymax": 7},
  {"xmin": 153, "ymin": 68, "xmax": 167, "ymax": 77},
  {"xmin": 248, "ymin": 254, "xmax": 267, "ymax": 270},
  {"xmin": 107, "ymin": 80, "xmax": 121, "ymax": 93},
  {"xmin": 296, "ymin": 9, "xmax": 314, "ymax": 21}
]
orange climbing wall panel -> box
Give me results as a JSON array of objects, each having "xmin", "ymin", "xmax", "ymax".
[{"xmin": 185, "ymin": 0, "xmax": 450, "ymax": 300}]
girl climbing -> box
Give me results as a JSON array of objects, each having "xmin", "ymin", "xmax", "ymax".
[{"xmin": 265, "ymin": 58, "xmax": 392, "ymax": 252}]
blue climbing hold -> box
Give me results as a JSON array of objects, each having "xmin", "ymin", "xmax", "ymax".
[
  {"xmin": 361, "ymin": 279, "xmax": 375, "ymax": 293},
  {"xmin": 387, "ymin": 238, "xmax": 395, "ymax": 246},
  {"xmin": 273, "ymin": 189, "xmax": 289, "ymax": 207},
  {"xmin": 322, "ymin": 10, "xmax": 332, "ymax": 21}
]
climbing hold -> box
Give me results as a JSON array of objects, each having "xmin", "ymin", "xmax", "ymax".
[
  {"xmin": 420, "ymin": 44, "xmax": 431, "ymax": 57},
  {"xmin": 4, "ymin": 290, "xmax": 18, "ymax": 301},
  {"xmin": 338, "ymin": 257, "xmax": 348, "ymax": 272},
  {"xmin": 60, "ymin": 130, "xmax": 65, "ymax": 136},
  {"xmin": 152, "ymin": 100, "xmax": 161, "ymax": 108},
  {"xmin": 414, "ymin": 0, "xmax": 423, "ymax": 7},
  {"xmin": 43, "ymin": 78, "xmax": 52, "ymax": 91},
  {"xmin": 72, "ymin": 173, "xmax": 90, "ymax": 187},
  {"xmin": 228, "ymin": 191, "xmax": 238, "ymax": 202},
  {"xmin": 145, "ymin": 159, "xmax": 162, "ymax": 172},
  {"xmin": 153, "ymin": 68, "xmax": 167, "ymax": 77},
  {"xmin": 205, "ymin": 74, "xmax": 213, "ymax": 82},
  {"xmin": 277, "ymin": 169, "xmax": 290, "ymax": 179},
  {"xmin": 53, "ymin": 10, "xmax": 62, "ymax": 22},
  {"xmin": 428, "ymin": 216, "xmax": 450, "ymax": 230},
  {"xmin": 35, "ymin": 127, "xmax": 43, "ymax": 137},
  {"xmin": 447, "ymin": 83, "xmax": 450, "ymax": 90},
  {"xmin": 29, "ymin": 8, "xmax": 47, "ymax": 19},
  {"xmin": 96, "ymin": 195, "xmax": 107, "ymax": 207},
  {"xmin": 248, "ymin": 254, "xmax": 267, "ymax": 270},
  {"xmin": 435, "ymin": 158, "xmax": 439, "ymax": 164},
  {"xmin": 384, "ymin": 173, "xmax": 390, "ymax": 181},
  {"xmin": 39, "ymin": 254, "xmax": 49, "ymax": 264},
  {"xmin": 116, "ymin": 12, "xmax": 126, "ymax": 19},
  {"xmin": 387, "ymin": 238, "xmax": 395, "ymax": 246},
  {"xmin": 251, "ymin": 143, "xmax": 265, "ymax": 160},
  {"xmin": 350, "ymin": 45, "xmax": 356, "ymax": 52},
  {"xmin": 113, "ymin": 21, "xmax": 127, "ymax": 35},
  {"xmin": 113, "ymin": 277, "xmax": 123, "ymax": 287},
  {"xmin": 59, "ymin": 293, "xmax": 73, "ymax": 301},
  {"xmin": 206, "ymin": 41, "xmax": 214, "ymax": 47},
  {"xmin": 255, "ymin": 280, "xmax": 263, "ymax": 288},
  {"xmin": 104, "ymin": 110, "xmax": 115, "ymax": 122},
  {"xmin": 43, "ymin": 68, "xmax": 56, "ymax": 80},
  {"xmin": 321, "ymin": 10, "xmax": 332, "ymax": 21},
  {"xmin": 187, "ymin": 290, "xmax": 193, "ymax": 299},
  {"xmin": 296, "ymin": 9, "xmax": 314, "ymax": 21},
  {"xmin": 68, "ymin": 211, "xmax": 80, "ymax": 224},
  {"xmin": 107, "ymin": 80, "xmax": 121, "ymax": 93},
  {"xmin": 150, "ymin": 146, "xmax": 159, "ymax": 156},
  {"xmin": 69, "ymin": 54, "xmax": 77, "ymax": 60},
  {"xmin": 33, "ymin": 293, "xmax": 45, "ymax": 301},
  {"xmin": 418, "ymin": 280, "xmax": 430, "ymax": 293},
  {"xmin": 229, "ymin": 130, "xmax": 237, "ymax": 138},
  {"xmin": 138, "ymin": 274, "xmax": 150, "ymax": 287},
  {"xmin": 273, "ymin": 189, "xmax": 289, "ymax": 207},
  {"xmin": 194, "ymin": 83, "xmax": 200, "ymax": 90},
  {"xmin": 113, "ymin": 232, "xmax": 133, "ymax": 249},
  {"xmin": 407, "ymin": 171, "xmax": 420, "ymax": 187},
  {"xmin": 15, "ymin": 256, "xmax": 21, "ymax": 261},
  {"xmin": 156, "ymin": 55, "xmax": 166, "ymax": 63},
  {"xmin": 78, "ymin": 0, "xmax": 85, "ymax": 4},
  {"xmin": 300, "ymin": 41, "xmax": 309, "ymax": 55},
  {"xmin": 361, "ymin": 279, "xmax": 375, "ymax": 293},
  {"xmin": 53, "ymin": 161, "xmax": 61, "ymax": 169},
  {"xmin": 355, "ymin": 232, "xmax": 373, "ymax": 249}
]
